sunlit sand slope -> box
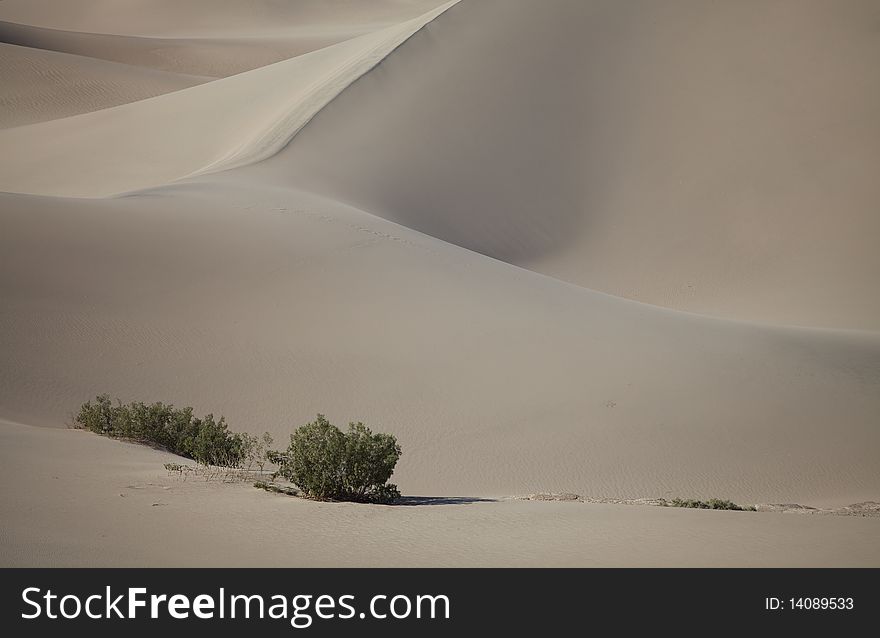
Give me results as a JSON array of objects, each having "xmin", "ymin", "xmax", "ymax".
[
  {"xmin": 0, "ymin": 2, "xmax": 457, "ymax": 197},
  {"xmin": 1, "ymin": 185, "xmax": 877, "ymax": 506},
  {"xmin": 0, "ymin": 41, "xmax": 206, "ymax": 128},
  {"xmin": 248, "ymin": 0, "xmax": 880, "ymax": 329}
]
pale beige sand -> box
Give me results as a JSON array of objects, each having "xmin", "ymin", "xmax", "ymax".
[
  {"xmin": 4, "ymin": 0, "xmax": 876, "ymax": 327},
  {"xmin": 0, "ymin": 0, "xmax": 452, "ymax": 38},
  {"xmin": 253, "ymin": 0, "xmax": 880, "ymax": 329},
  {"xmin": 0, "ymin": 0, "xmax": 878, "ymax": 567},
  {"xmin": 0, "ymin": 1, "xmax": 451, "ymax": 77},
  {"xmin": 1, "ymin": 421, "xmax": 877, "ymax": 567},
  {"xmin": 2, "ymin": 185, "xmax": 878, "ymax": 508},
  {"xmin": 0, "ymin": 42, "xmax": 206, "ymax": 128},
  {"xmin": 0, "ymin": 2, "xmax": 457, "ymax": 197},
  {"xmin": 0, "ymin": 20, "xmax": 321, "ymax": 77}
]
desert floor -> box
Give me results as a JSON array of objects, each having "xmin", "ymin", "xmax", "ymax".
[{"xmin": 1, "ymin": 0, "xmax": 878, "ymax": 566}]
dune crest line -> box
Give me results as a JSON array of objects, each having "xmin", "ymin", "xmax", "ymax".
[
  {"xmin": 0, "ymin": 1, "xmax": 459, "ymax": 198},
  {"xmin": 181, "ymin": 1, "xmax": 459, "ymax": 182}
]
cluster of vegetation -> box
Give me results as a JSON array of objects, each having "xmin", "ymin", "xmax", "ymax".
[
  {"xmin": 75, "ymin": 395, "xmax": 272, "ymax": 469},
  {"xmin": 269, "ymin": 415, "xmax": 402, "ymax": 504},
  {"xmin": 663, "ymin": 497, "xmax": 756, "ymax": 511},
  {"xmin": 76, "ymin": 397, "xmax": 401, "ymax": 503}
]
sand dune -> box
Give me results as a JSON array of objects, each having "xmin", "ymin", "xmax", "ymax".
[
  {"xmin": 4, "ymin": 0, "xmax": 875, "ymax": 326},
  {"xmin": 0, "ymin": 42, "xmax": 206, "ymax": 128},
  {"xmin": 2, "ymin": 185, "xmax": 878, "ymax": 507},
  {"xmin": 0, "ymin": 1, "xmax": 452, "ymax": 77},
  {"xmin": 0, "ymin": 20, "xmax": 316, "ymax": 77},
  {"xmin": 0, "ymin": 2, "xmax": 457, "ymax": 197},
  {"xmin": 0, "ymin": 0, "xmax": 453, "ymax": 38},
  {"xmin": 250, "ymin": 0, "xmax": 880, "ymax": 329},
  {"xmin": 0, "ymin": 0, "xmax": 878, "ymax": 567}
]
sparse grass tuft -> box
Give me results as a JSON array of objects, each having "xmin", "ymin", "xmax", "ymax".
[{"xmin": 661, "ymin": 497, "xmax": 756, "ymax": 511}]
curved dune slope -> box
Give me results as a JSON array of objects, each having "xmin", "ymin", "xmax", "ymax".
[
  {"xmin": 243, "ymin": 0, "xmax": 880, "ymax": 329},
  {"xmin": 0, "ymin": 0, "xmax": 454, "ymax": 38},
  {"xmin": 0, "ymin": 1, "xmax": 453, "ymax": 77},
  {"xmin": 0, "ymin": 20, "xmax": 317, "ymax": 77},
  {"xmin": 1, "ymin": 185, "xmax": 879, "ymax": 507},
  {"xmin": 0, "ymin": 2, "xmax": 458, "ymax": 198},
  {"xmin": 0, "ymin": 42, "xmax": 206, "ymax": 128}
]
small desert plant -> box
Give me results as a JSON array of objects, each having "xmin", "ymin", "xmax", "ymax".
[
  {"xmin": 271, "ymin": 414, "xmax": 401, "ymax": 503},
  {"xmin": 77, "ymin": 399, "xmax": 401, "ymax": 501},
  {"xmin": 665, "ymin": 497, "xmax": 756, "ymax": 511},
  {"xmin": 240, "ymin": 431, "xmax": 275, "ymax": 473},
  {"xmin": 75, "ymin": 395, "xmax": 248, "ymax": 467}
]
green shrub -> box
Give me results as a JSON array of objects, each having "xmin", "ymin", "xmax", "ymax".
[
  {"xmin": 667, "ymin": 497, "xmax": 755, "ymax": 511},
  {"xmin": 240, "ymin": 431, "xmax": 275, "ymax": 473},
  {"xmin": 74, "ymin": 394, "xmax": 116, "ymax": 435},
  {"xmin": 76, "ymin": 399, "xmax": 401, "ymax": 503},
  {"xmin": 74, "ymin": 395, "xmax": 271, "ymax": 468},
  {"xmin": 272, "ymin": 414, "xmax": 401, "ymax": 503}
]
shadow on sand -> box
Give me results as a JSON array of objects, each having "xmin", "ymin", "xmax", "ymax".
[{"xmin": 393, "ymin": 496, "xmax": 496, "ymax": 506}]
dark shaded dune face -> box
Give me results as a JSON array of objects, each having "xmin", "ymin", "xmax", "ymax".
[
  {"xmin": 252, "ymin": 0, "xmax": 880, "ymax": 329},
  {"xmin": 261, "ymin": 0, "xmax": 598, "ymax": 264}
]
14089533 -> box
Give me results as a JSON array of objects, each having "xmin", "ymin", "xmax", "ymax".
[
  {"xmin": 765, "ymin": 597, "xmax": 854, "ymax": 611},
  {"xmin": 790, "ymin": 597, "xmax": 854, "ymax": 611}
]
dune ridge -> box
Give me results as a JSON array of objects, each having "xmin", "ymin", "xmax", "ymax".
[
  {"xmin": 243, "ymin": 0, "xmax": 880, "ymax": 330},
  {"xmin": 0, "ymin": 16, "xmax": 443, "ymax": 78},
  {"xmin": 0, "ymin": 41, "xmax": 207, "ymax": 128},
  {"xmin": 2, "ymin": 184, "xmax": 878, "ymax": 507},
  {"xmin": 0, "ymin": 19, "xmax": 315, "ymax": 77},
  {"xmin": 0, "ymin": 0, "xmax": 455, "ymax": 39},
  {"xmin": 182, "ymin": 0, "xmax": 459, "ymax": 180},
  {"xmin": 0, "ymin": 1, "xmax": 458, "ymax": 197}
]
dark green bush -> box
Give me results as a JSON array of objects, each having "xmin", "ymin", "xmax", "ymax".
[
  {"xmin": 76, "ymin": 399, "xmax": 401, "ymax": 502},
  {"xmin": 272, "ymin": 414, "xmax": 401, "ymax": 503},
  {"xmin": 667, "ymin": 497, "xmax": 755, "ymax": 511},
  {"xmin": 240, "ymin": 431, "xmax": 275, "ymax": 472},
  {"xmin": 74, "ymin": 394, "xmax": 270, "ymax": 468}
]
